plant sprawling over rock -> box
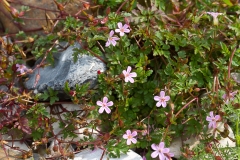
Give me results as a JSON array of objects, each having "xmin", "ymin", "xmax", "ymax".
[{"xmin": 0, "ymin": 0, "xmax": 240, "ymax": 159}]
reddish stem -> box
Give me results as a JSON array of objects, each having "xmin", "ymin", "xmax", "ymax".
[
  {"xmin": 175, "ymin": 97, "xmax": 198, "ymax": 118},
  {"xmin": 116, "ymin": 0, "xmax": 130, "ymax": 14}
]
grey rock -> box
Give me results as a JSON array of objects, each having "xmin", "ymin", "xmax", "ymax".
[
  {"xmin": 169, "ymin": 122, "xmax": 236, "ymax": 159},
  {"xmin": 73, "ymin": 148, "xmax": 143, "ymax": 160},
  {"xmin": 231, "ymin": 72, "xmax": 240, "ymax": 84},
  {"xmin": 24, "ymin": 42, "xmax": 106, "ymax": 95}
]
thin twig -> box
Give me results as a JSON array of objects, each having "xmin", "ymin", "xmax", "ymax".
[
  {"xmin": 175, "ymin": 97, "xmax": 197, "ymax": 118},
  {"xmin": 228, "ymin": 45, "xmax": 237, "ymax": 80},
  {"xmin": 116, "ymin": 0, "xmax": 130, "ymax": 14},
  {"xmin": 85, "ymin": 48, "xmax": 106, "ymax": 64}
]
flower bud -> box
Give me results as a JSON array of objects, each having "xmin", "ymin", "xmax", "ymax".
[
  {"xmin": 53, "ymin": 144, "xmax": 59, "ymax": 152},
  {"xmin": 41, "ymin": 137, "xmax": 48, "ymax": 144},
  {"xmin": 194, "ymin": 88, "xmax": 201, "ymax": 92}
]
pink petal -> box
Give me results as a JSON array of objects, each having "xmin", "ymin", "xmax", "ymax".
[
  {"xmin": 129, "ymin": 72, "xmax": 137, "ymax": 77},
  {"xmin": 222, "ymin": 94, "xmax": 226, "ymax": 100},
  {"xmin": 103, "ymin": 97, "xmax": 108, "ymax": 103},
  {"xmin": 120, "ymin": 32, "xmax": 125, "ymax": 36},
  {"xmin": 169, "ymin": 153, "xmax": 174, "ymax": 157},
  {"xmin": 160, "ymin": 91, "xmax": 165, "ymax": 97},
  {"xmin": 159, "ymin": 142, "xmax": 165, "ymax": 149},
  {"xmin": 131, "ymin": 138, "xmax": 137, "ymax": 144},
  {"xmin": 98, "ymin": 107, "xmax": 104, "ymax": 113},
  {"xmin": 105, "ymin": 106, "xmax": 111, "ymax": 114},
  {"xmin": 232, "ymin": 91, "xmax": 238, "ymax": 96},
  {"xmin": 215, "ymin": 115, "xmax": 220, "ymax": 121},
  {"xmin": 154, "ymin": 96, "xmax": 160, "ymax": 101},
  {"xmin": 105, "ymin": 41, "xmax": 110, "ymax": 47},
  {"xmin": 117, "ymin": 22, "xmax": 123, "ymax": 29},
  {"xmin": 112, "ymin": 37, "xmax": 120, "ymax": 41},
  {"xmin": 127, "ymin": 66, "xmax": 132, "ymax": 74},
  {"xmin": 162, "ymin": 148, "xmax": 170, "ymax": 153},
  {"xmin": 16, "ymin": 68, "xmax": 22, "ymax": 72},
  {"xmin": 151, "ymin": 151, "xmax": 159, "ymax": 158},
  {"xmin": 122, "ymin": 70, "xmax": 127, "ymax": 76},
  {"xmin": 111, "ymin": 40, "xmax": 117, "ymax": 46},
  {"xmin": 115, "ymin": 29, "xmax": 120, "ymax": 33},
  {"xmin": 123, "ymin": 28, "xmax": 130, "ymax": 33},
  {"xmin": 206, "ymin": 116, "xmax": 212, "ymax": 121},
  {"xmin": 159, "ymin": 153, "xmax": 166, "ymax": 160},
  {"xmin": 131, "ymin": 131, "xmax": 137, "ymax": 137},
  {"xmin": 156, "ymin": 102, "xmax": 161, "ymax": 107},
  {"xmin": 209, "ymin": 111, "xmax": 214, "ymax": 117},
  {"xmin": 123, "ymin": 24, "xmax": 129, "ymax": 29},
  {"xmin": 107, "ymin": 101, "xmax": 113, "ymax": 106},
  {"xmin": 127, "ymin": 139, "xmax": 131, "ymax": 145},
  {"xmin": 151, "ymin": 144, "xmax": 158, "ymax": 150},
  {"xmin": 212, "ymin": 121, "xmax": 217, "ymax": 128},
  {"xmin": 128, "ymin": 77, "xmax": 134, "ymax": 83},
  {"xmin": 124, "ymin": 77, "xmax": 129, "ymax": 83},
  {"xmin": 96, "ymin": 101, "xmax": 103, "ymax": 107},
  {"xmin": 161, "ymin": 101, "xmax": 167, "ymax": 108},
  {"xmin": 123, "ymin": 134, "xmax": 128, "ymax": 139},
  {"xmin": 16, "ymin": 64, "xmax": 20, "ymax": 67},
  {"xmin": 208, "ymin": 121, "xmax": 213, "ymax": 129},
  {"xmin": 164, "ymin": 96, "xmax": 170, "ymax": 101},
  {"xmin": 126, "ymin": 130, "xmax": 131, "ymax": 135},
  {"xmin": 109, "ymin": 30, "xmax": 114, "ymax": 37}
]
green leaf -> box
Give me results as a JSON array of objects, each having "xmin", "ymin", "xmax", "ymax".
[
  {"xmin": 64, "ymin": 81, "xmax": 70, "ymax": 93},
  {"xmin": 41, "ymin": 91, "xmax": 49, "ymax": 100},
  {"xmin": 178, "ymin": 51, "xmax": 186, "ymax": 58},
  {"xmin": 222, "ymin": 0, "xmax": 233, "ymax": 6},
  {"xmin": 50, "ymin": 96, "xmax": 59, "ymax": 105}
]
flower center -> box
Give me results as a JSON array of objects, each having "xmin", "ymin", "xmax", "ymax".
[
  {"xmin": 158, "ymin": 148, "xmax": 162, "ymax": 153},
  {"xmin": 103, "ymin": 103, "xmax": 107, "ymax": 107},
  {"xmin": 128, "ymin": 135, "xmax": 132, "ymax": 139},
  {"xmin": 160, "ymin": 98, "xmax": 165, "ymax": 102},
  {"xmin": 120, "ymin": 28, "xmax": 124, "ymax": 32}
]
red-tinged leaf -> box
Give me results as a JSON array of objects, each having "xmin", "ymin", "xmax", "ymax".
[
  {"xmin": 83, "ymin": 2, "xmax": 90, "ymax": 10},
  {"xmin": 106, "ymin": 7, "xmax": 110, "ymax": 15},
  {"xmin": 0, "ymin": 109, "xmax": 11, "ymax": 113},
  {"xmin": 0, "ymin": 78, "xmax": 7, "ymax": 84},
  {"xmin": 19, "ymin": 117, "xmax": 32, "ymax": 134},
  {"xmin": 101, "ymin": 17, "xmax": 108, "ymax": 24}
]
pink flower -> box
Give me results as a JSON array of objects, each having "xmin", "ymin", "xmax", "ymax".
[
  {"xmin": 16, "ymin": 64, "xmax": 28, "ymax": 74},
  {"xmin": 206, "ymin": 12, "xmax": 223, "ymax": 18},
  {"xmin": 115, "ymin": 22, "xmax": 130, "ymax": 36},
  {"xmin": 154, "ymin": 91, "xmax": 170, "ymax": 108},
  {"xmin": 222, "ymin": 91, "xmax": 237, "ymax": 104},
  {"xmin": 151, "ymin": 142, "xmax": 174, "ymax": 160},
  {"xmin": 123, "ymin": 130, "xmax": 137, "ymax": 145},
  {"xmin": 206, "ymin": 111, "xmax": 220, "ymax": 129},
  {"xmin": 96, "ymin": 97, "xmax": 113, "ymax": 114},
  {"xmin": 122, "ymin": 66, "xmax": 137, "ymax": 83},
  {"xmin": 206, "ymin": 12, "xmax": 223, "ymax": 25},
  {"xmin": 105, "ymin": 30, "xmax": 120, "ymax": 47}
]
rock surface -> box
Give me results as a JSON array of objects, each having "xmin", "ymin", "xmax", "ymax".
[
  {"xmin": 169, "ymin": 122, "xmax": 236, "ymax": 159},
  {"xmin": 231, "ymin": 72, "xmax": 240, "ymax": 84},
  {"xmin": 73, "ymin": 148, "xmax": 143, "ymax": 160},
  {"xmin": 24, "ymin": 42, "xmax": 106, "ymax": 94},
  {"xmin": 0, "ymin": 135, "xmax": 31, "ymax": 160},
  {"xmin": 48, "ymin": 104, "xmax": 98, "ymax": 141},
  {"xmin": 0, "ymin": 0, "xmax": 91, "ymax": 35}
]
